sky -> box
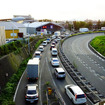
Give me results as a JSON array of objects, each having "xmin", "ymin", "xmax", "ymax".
[{"xmin": 0, "ymin": 0, "xmax": 105, "ymax": 21}]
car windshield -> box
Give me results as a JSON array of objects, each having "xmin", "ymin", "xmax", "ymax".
[
  {"xmin": 58, "ymin": 72, "xmax": 65, "ymax": 74},
  {"xmin": 77, "ymin": 94, "xmax": 85, "ymax": 98},
  {"xmin": 53, "ymin": 60, "xmax": 58, "ymax": 62},
  {"xmin": 27, "ymin": 90, "xmax": 36, "ymax": 94},
  {"xmin": 53, "ymin": 51, "xmax": 57, "ymax": 53},
  {"xmin": 43, "ymin": 42, "xmax": 46, "ymax": 44},
  {"xmin": 35, "ymin": 54, "xmax": 40, "ymax": 56}
]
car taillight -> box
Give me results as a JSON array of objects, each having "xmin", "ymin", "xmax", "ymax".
[
  {"xmin": 27, "ymin": 77, "xmax": 29, "ymax": 80},
  {"xmin": 25, "ymin": 96, "xmax": 27, "ymax": 98},
  {"xmin": 36, "ymin": 77, "xmax": 38, "ymax": 80},
  {"xmin": 36, "ymin": 95, "xmax": 39, "ymax": 98},
  {"xmin": 75, "ymin": 94, "xmax": 77, "ymax": 100}
]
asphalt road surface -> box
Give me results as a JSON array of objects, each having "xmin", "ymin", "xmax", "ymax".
[
  {"xmin": 15, "ymin": 37, "xmax": 93, "ymax": 105},
  {"xmin": 39, "ymin": 41, "xmax": 92, "ymax": 105},
  {"xmin": 62, "ymin": 33, "xmax": 105, "ymax": 97}
]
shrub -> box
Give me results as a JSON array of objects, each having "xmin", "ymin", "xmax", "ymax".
[
  {"xmin": 0, "ymin": 56, "xmax": 31, "ymax": 105},
  {"xmin": 90, "ymin": 36, "xmax": 105, "ymax": 56}
]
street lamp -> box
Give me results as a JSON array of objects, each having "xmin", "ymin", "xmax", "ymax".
[{"xmin": 28, "ymin": 23, "xmax": 30, "ymax": 54}]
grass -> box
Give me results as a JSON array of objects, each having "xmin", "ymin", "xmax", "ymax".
[{"xmin": 90, "ymin": 36, "xmax": 105, "ymax": 56}]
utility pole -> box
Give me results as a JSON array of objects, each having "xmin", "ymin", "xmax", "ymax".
[{"xmin": 12, "ymin": 27, "xmax": 14, "ymax": 39}]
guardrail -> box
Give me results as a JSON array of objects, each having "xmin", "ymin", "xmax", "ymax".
[{"xmin": 58, "ymin": 40, "xmax": 105, "ymax": 104}]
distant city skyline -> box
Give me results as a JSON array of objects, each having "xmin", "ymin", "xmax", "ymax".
[{"xmin": 0, "ymin": 0, "xmax": 105, "ymax": 21}]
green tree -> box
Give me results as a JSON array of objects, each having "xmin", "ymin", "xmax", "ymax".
[
  {"xmin": 86, "ymin": 21, "xmax": 93, "ymax": 30},
  {"xmin": 97, "ymin": 20, "xmax": 101, "ymax": 29},
  {"xmin": 101, "ymin": 21, "xmax": 105, "ymax": 27}
]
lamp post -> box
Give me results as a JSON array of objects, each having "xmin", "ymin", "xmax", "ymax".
[{"xmin": 28, "ymin": 23, "xmax": 30, "ymax": 54}]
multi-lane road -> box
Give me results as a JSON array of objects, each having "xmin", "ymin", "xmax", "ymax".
[
  {"xmin": 62, "ymin": 33, "xmax": 105, "ymax": 96},
  {"xmin": 15, "ymin": 33, "xmax": 105, "ymax": 105}
]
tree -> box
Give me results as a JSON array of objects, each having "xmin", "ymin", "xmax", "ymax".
[
  {"xmin": 101, "ymin": 21, "xmax": 105, "ymax": 27},
  {"xmin": 86, "ymin": 21, "xmax": 93, "ymax": 30},
  {"xmin": 97, "ymin": 20, "xmax": 101, "ymax": 29}
]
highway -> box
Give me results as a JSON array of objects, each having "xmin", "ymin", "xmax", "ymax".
[
  {"xmin": 39, "ymin": 40, "xmax": 92, "ymax": 105},
  {"xmin": 15, "ymin": 36, "xmax": 94, "ymax": 105},
  {"xmin": 62, "ymin": 33, "xmax": 105, "ymax": 98}
]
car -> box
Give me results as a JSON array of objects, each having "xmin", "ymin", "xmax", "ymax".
[
  {"xmin": 50, "ymin": 44, "xmax": 55, "ymax": 50},
  {"xmin": 65, "ymin": 84, "xmax": 87, "ymax": 104},
  {"xmin": 51, "ymin": 48, "xmax": 57, "ymax": 56},
  {"xmin": 54, "ymin": 67, "xmax": 66, "ymax": 79},
  {"xmin": 46, "ymin": 38, "xmax": 51, "ymax": 43},
  {"xmin": 39, "ymin": 46, "xmax": 44, "ymax": 52},
  {"xmin": 51, "ymin": 41, "xmax": 56, "ymax": 46},
  {"xmin": 54, "ymin": 39, "xmax": 58, "ymax": 43},
  {"xmin": 42, "ymin": 41, "xmax": 47, "ymax": 46},
  {"xmin": 57, "ymin": 37, "xmax": 61, "ymax": 41},
  {"xmin": 34, "ymin": 51, "xmax": 41, "ymax": 59},
  {"xmin": 25, "ymin": 84, "xmax": 39, "ymax": 103},
  {"xmin": 50, "ymin": 58, "xmax": 59, "ymax": 67}
]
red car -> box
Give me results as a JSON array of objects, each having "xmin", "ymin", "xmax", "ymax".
[{"xmin": 50, "ymin": 44, "xmax": 55, "ymax": 50}]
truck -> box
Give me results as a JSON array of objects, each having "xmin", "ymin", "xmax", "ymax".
[
  {"xmin": 101, "ymin": 27, "xmax": 105, "ymax": 31},
  {"xmin": 27, "ymin": 58, "xmax": 39, "ymax": 80},
  {"xmin": 54, "ymin": 31, "xmax": 61, "ymax": 37},
  {"xmin": 79, "ymin": 28, "xmax": 89, "ymax": 32}
]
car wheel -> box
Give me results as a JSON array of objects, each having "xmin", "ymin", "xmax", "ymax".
[
  {"xmin": 71, "ymin": 98, "xmax": 75, "ymax": 105},
  {"xmin": 56, "ymin": 75, "xmax": 58, "ymax": 79}
]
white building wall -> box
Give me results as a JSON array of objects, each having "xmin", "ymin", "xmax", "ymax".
[
  {"xmin": 18, "ymin": 27, "xmax": 27, "ymax": 36},
  {"xmin": 0, "ymin": 26, "xmax": 6, "ymax": 46}
]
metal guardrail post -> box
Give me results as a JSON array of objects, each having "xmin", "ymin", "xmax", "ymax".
[{"xmin": 58, "ymin": 40, "xmax": 105, "ymax": 104}]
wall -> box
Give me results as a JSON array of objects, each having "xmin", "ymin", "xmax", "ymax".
[
  {"xmin": 5, "ymin": 30, "xmax": 19, "ymax": 39},
  {"xmin": 0, "ymin": 39, "xmax": 37, "ymax": 91},
  {"xmin": 0, "ymin": 26, "xmax": 6, "ymax": 46},
  {"xmin": 19, "ymin": 27, "xmax": 27, "ymax": 36}
]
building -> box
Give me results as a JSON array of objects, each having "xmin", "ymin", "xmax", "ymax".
[
  {"xmin": 11, "ymin": 22, "xmax": 27, "ymax": 36},
  {"xmin": 0, "ymin": 22, "xmax": 27, "ymax": 39},
  {"xmin": 12, "ymin": 15, "xmax": 36, "ymax": 23},
  {"xmin": 24, "ymin": 22, "xmax": 63, "ymax": 35},
  {"xmin": 0, "ymin": 26, "xmax": 6, "ymax": 46}
]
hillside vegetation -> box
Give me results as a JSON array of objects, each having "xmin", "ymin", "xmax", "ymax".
[{"xmin": 90, "ymin": 36, "xmax": 105, "ymax": 56}]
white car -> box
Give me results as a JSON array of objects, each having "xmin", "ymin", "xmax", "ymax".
[
  {"xmin": 50, "ymin": 58, "xmax": 59, "ymax": 67},
  {"xmin": 57, "ymin": 37, "xmax": 61, "ymax": 41},
  {"xmin": 39, "ymin": 46, "xmax": 44, "ymax": 52},
  {"xmin": 25, "ymin": 84, "xmax": 38, "ymax": 103},
  {"xmin": 65, "ymin": 84, "xmax": 87, "ymax": 104},
  {"xmin": 51, "ymin": 48, "xmax": 57, "ymax": 56},
  {"xmin": 54, "ymin": 67, "xmax": 66, "ymax": 79},
  {"xmin": 42, "ymin": 41, "xmax": 47, "ymax": 46},
  {"xmin": 34, "ymin": 51, "xmax": 41, "ymax": 59}
]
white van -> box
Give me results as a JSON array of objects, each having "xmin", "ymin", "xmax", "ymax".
[{"xmin": 51, "ymin": 48, "xmax": 57, "ymax": 56}]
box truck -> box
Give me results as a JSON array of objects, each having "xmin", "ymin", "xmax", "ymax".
[
  {"xmin": 54, "ymin": 31, "xmax": 61, "ymax": 37},
  {"xmin": 79, "ymin": 28, "xmax": 89, "ymax": 32},
  {"xmin": 27, "ymin": 58, "xmax": 39, "ymax": 80}
]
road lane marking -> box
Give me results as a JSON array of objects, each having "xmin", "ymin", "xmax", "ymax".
[
  {"xmin": 39, "ymin": 58, "xmax": 46, "ymax": 105},
  {"xmin": 13, "ymin": 69, "xmax": 26, "ymax": 102},
  {"xmin": 45, "ymin": 58, "xmax": 66, "ymax": 105}
]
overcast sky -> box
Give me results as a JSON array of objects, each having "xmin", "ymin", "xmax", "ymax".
[{"xmin": 0, "ymin": 0, "xmax": 105, "ymax": 21}]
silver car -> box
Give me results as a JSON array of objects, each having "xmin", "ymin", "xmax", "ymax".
[{"xmin": 50, "ymin": 58, "xmax": 59, "ymax": 67}]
